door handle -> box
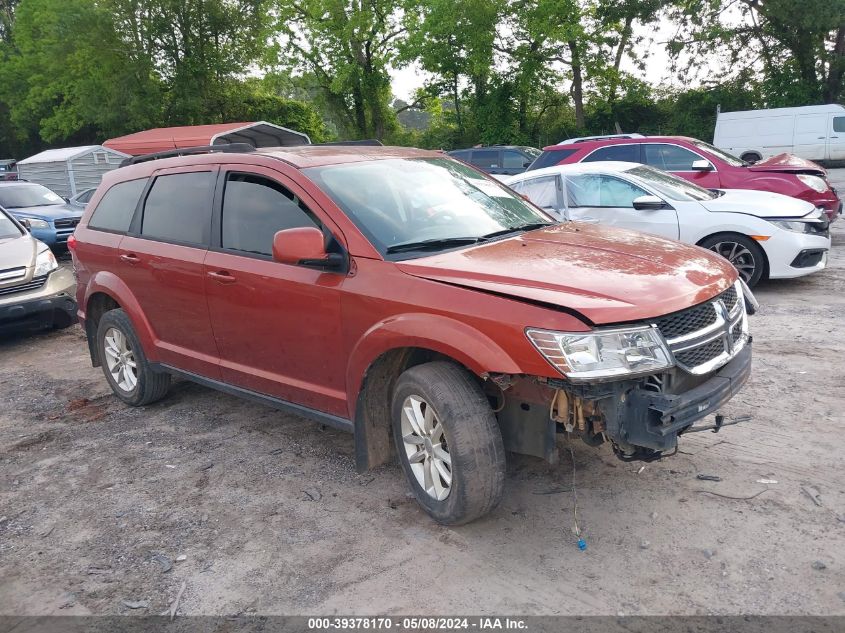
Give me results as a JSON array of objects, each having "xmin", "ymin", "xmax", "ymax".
[
  {"xmin": 207, "ymin": 270, "xmax": 236, "ymax": 284},
  {"xmin": 119, "ymin": 253, "xmax": 139, "ymax": 264}
]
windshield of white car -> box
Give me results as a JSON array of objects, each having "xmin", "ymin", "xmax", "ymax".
[
  {"xmin": 304, "ymin": 157, "xmax": 554, "ymax": 257},
  {"xmin": 691, "ymin": 141, "xmax": 747, "ymax": 167},
  {"xmin": 0, "ymin": 210, "xmax": 23, "ymax": 238},
  {"xmin": 626, "ymin": 165, "xmax": 718, "ymax": 201},
  {"xmin": 0, "ymin": 184, "xmax": 65, "ymax": 209}
]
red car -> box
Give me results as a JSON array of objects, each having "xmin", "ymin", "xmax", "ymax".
[
  {"xmin": 528, "ymin": 135, "xmax": 842, "ymax": 222},
  {"xmin": 70, "ymin": 144, "xmax": 752, "ymax": 524}
]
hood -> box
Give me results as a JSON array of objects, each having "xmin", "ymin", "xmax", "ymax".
[
  {"xmin": 747, "ymin": 153, "xmax": 826, "ymax": 176},
  {"xmin": 396, "ymin": 224, "xmax": 737, "ymax": 325},
  {"xmin": 700, "ymin": 189, "xmax": 816, "ymax": 218},
  {"xmin": 8, "ymin": 203, "xmax": 80, "ymax": 221},
  {"xmin": 0, "ymin": 232, "xmax": 36, "ymax": 272}
]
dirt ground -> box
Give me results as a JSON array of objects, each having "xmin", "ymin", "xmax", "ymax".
[{"xmin": 1, "ymin": 174, "xmax": 844, "ymax": 617}]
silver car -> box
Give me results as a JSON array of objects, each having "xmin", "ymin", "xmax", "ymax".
[{"xmin": 0, "ymin": 207, "xmax": 77, "ymax": 333}]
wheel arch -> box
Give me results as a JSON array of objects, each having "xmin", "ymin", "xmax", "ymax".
[
  {"xmin": 82, "ymin": 272, "xmax": 157, "ymax": 366},
  {"xmin": 696, "ymin": 231, "xmax": 770, "ymax": 280},
  {"xmin": 348, "ymin": 314, "xmax": 522, "ymax": 472}
]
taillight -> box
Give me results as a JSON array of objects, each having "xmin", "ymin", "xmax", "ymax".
[{"xmin": 67, "ymin": 234, "xmax": 77, "ymax": 250}]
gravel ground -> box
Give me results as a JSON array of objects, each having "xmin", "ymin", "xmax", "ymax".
[{"xmin": 1, "ymin": 174, "xmax": 844, "ymax": 617}]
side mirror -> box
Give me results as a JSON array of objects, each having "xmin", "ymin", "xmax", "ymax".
[
  {"xmin": 272, "ymin": 227, "xmax": 343, "ymax": 269},
  {"xmin": 691, "ymin": 159, "xmax": 713, "ymax": 172},
  {"xmin": 632, "ymin": 195, "xmax": 668, "ymax": 211},
  {"xmin": 20, "ymin": 218, "xmax": 31, "ymax": 230}
]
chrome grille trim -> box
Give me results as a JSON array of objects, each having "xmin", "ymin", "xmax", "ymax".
[
  {"xmin": 653, "ymin": 283, "xmax": 748, "ymax": 375},
  {"xmin": 0, "ymin": 266, "xmax": 27, "ymax": 283}
]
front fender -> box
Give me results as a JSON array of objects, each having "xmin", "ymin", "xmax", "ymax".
[
  {"xmin": 83, "ymin": 271, "xmax": 159, "ymax": 361},
  {"xmin": 346, "ymin": 312, "xmax": 523, "ymax": 412}
]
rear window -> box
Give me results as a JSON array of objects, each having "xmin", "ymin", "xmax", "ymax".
[
  {"xmin": 141, "ymin": 172, "xmax": 214, "ymax": 246},
  {"xmin": 525, "ymin": 148, "xmax": 578, "ymax": 171},
  {"xmin": 88, "ymin": 179, "xmax": 147, "ymax": 233}
]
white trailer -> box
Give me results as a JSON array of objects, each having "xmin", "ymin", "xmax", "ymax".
[{"xmin": 713, "ymin": 104, "xmax": 845, "ymax": 164}]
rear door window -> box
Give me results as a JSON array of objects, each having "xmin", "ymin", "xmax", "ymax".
[
  {"xmin": 520, "ymin": 176, "xmax": 560, "ymax": 210},
  {"xmin": 221, "ymin": 173, "xmax": 321, "ymax": 257},
  {"xmin": 140, "ymin": 172, "xmax": 215, "ymax": 246},
  {"xmin": 502, "ymin": 150, "xmax": 530, "ymax": 169},
  {"xmin": 583, "ymin": 144, "xmax": 640, "ymax": 163},
  {"xmin": 88, "ymin": 178, "xmax": 148, "ymax": 233},
  {"xmin": 643, "ymin": 144, "xmax": 702, "ymax": 171},
  {"xmin": 833, "ymin": 116, "xmax": 845, "ymax": 133}
]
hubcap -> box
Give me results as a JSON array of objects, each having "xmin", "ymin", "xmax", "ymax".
[
  {"xmin": 400, "ymin": 395, "xmax": 452, "ymax": 501},
  {"xmin": 103, "ymin": 327, "xmax": 138, "ymax": 393},
  {"xmin": 709, "ymin": 241, "xmax": 756, "ymax": 283}
]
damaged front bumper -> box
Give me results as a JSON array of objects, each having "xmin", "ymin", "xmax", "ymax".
[{"xmin": 492, "ymin": 343, "xmax": 752, "ymax": 463}]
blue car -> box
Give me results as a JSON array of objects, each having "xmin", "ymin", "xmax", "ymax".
[{"xmin": 0, "ymin": 181, "xmax": 84, "ymax": 248}]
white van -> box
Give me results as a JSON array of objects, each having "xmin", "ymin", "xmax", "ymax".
[{"xmin": 714, "ymin": 104, "xmax": 845, "ymax": 164}]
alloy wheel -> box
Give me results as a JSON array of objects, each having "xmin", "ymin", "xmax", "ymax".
[
  {"xmin": 400, "ymin": 395, "xmax": 452, "ymax": 501},
  {"xmin": 708, "ymin": 241, "xmax": 756, "ymax": 283},
  {"xmin": 103, "ymin": 327, "xmax": 138, "ymax": 393}
]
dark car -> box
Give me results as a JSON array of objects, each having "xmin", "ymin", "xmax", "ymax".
[
  {"xmin": 0, "ymin": 182, "xmax": 84, "ymax": 248},
  {"xmin": 448, "ymin": 146, "xmax": 541, "ymax": 177},
  {"xmin": 527, "ymin": 135, "xmax": 842, "ymax": 221}
]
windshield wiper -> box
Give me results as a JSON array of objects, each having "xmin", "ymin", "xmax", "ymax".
[
  {"xmin": 480, "ymin": 222, "xmax": 553, "ymax": 240},
  {"xmin": 386, "ymin": 236, "xmax": 483, "ymax": 254}
]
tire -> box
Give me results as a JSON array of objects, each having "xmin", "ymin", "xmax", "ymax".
[
  {"xmin": 740, "ymin": 151, "xmax": 762, "ymax": 164},
  {"xmin": 699, "ymin": 233, "xmax": 767, "ymax": 288},
  {"xmin": 391, "ymin": 361, "xmax": 505, "ymax": 525},
  {"xmin": 96, "ymin": 308, "xmax": 170, "ymax": 406}
]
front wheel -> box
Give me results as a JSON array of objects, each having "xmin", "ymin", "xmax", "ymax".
[
  {"xmin": 391, "ymin": 362, "xmax": 505, "ymax": 525},
  {"xmin": 699, "ymin": 234, "xmax": 766, "ymax": 288}
]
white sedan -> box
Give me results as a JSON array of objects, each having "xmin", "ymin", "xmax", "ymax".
[{"xmin": 505, "ymin": 161, "xmax": 831, "ymax": 287}]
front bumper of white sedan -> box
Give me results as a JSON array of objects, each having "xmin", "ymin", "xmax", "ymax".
[{"xmin": 761, "ymin": 230, "xmax": 831, "ymax": 279}]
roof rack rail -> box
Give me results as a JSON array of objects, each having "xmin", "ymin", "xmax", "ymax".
[
  {"xmin": 119, "ymin": 143, "xmax": 257, "ymax": 167},
  {"xmin": 556, "ymin": 133, "xmax": 645, "ymax": 145}
]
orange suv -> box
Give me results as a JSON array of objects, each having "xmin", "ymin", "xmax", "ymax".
[{"xmin": 70, "ymin": 144, "xmax": 754, "ymax": 524}]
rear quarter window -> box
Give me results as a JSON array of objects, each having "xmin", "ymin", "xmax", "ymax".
[{"xmin": 88, "ymin": 179, "xmax": 148, "ymax": 233}]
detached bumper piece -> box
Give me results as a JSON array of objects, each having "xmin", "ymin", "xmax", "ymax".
[
  {"xmin": 606, "ymin": 345, "xmax": 752, "ymax": 459},
  {"xmin": 0, "ymin": 294, "xmax": 77, "ymax": 333}
]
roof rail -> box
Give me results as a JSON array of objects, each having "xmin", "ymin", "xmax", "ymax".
[
  {"xmin": 556, "ymin": 133, "xmax": 645, "ymax": 145},
  {"xmin": 119, "ymin": 143, "xmax": 257, "ymax": 167}
]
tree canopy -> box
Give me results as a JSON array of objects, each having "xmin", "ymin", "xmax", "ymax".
[{"xmin": 0, "ymin": 0, "xmax": 841, "ymax": 157}]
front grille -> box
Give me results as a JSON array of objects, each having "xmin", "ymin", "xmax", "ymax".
[
  {"xmin": 675, "ymin": 339, "xmax": 724, "ymax": 368},
  {"xmin": 54, "ymin": 218, "xmax": 80, "ymax": 229},
  {"xmin": 0, "ymin": 266, "xmax": 27, "ymax": 284},
  {"xmin": 654, "ymin": 302, "xmax": 717, "ymax": 339},
  {"xmin": 653, "ymin": 285, "xmax": 746, "ymax": 375},
  {"xmin": 0, "ymin": 275, "xmax": 47, "ymax": 297}
]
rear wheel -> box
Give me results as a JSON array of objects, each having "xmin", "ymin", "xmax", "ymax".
[
  {"xmin": 740, "ymin": 151, "xmax": 762, "ymax": 164},
  {"xmin": 391, "ymin": 361, "xmax": 505, "ymax": 525},
  {"xmin": 699, "ymin": 233, "xmax": 766, "ymax": 288},
  {"xmin": 96, "ymin": 309, "xmax": 170, "ymax": 406}
]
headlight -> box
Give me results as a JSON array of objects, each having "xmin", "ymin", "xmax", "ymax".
[
  {"xmin": 24, "ymin": 218, "xmax": 50, "ymax": 229},
  {"xmin": 526, "ymin": 325, "xmax": 673, "ymax": 381},
  {"xmin": 768, "ymin": 216, "xmax": 828, "ymax": 234},
  {"xmin": 796, "ymin": 174, "xmax": 828, "ymax": 193},
  {"xmin": 33, "ymin": 247, "xmax": 58, "ymax": 277}
]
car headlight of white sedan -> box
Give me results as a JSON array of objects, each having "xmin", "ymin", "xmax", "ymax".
[{"xmin": 526, "ymin": 325, "xmax": 673, "ymax": 381}]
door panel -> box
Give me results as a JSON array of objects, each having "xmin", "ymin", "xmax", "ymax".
[
  {"xmin": 118, "ymin": 167, "xmax": 219, "ymax": 378},
  {"xmin": 562, "ymin": 173, "xmax": 679, "ymax": 239},
  {"xmin": 829, "ymin": 115, "xmax": 845, "ymax": 160},
  {"xmin": 793, "ymin": 114, "xmax": 828, "ymax": 160},
  {"xmin": 204, "ymin": 166, "xmax": 347, "ymax": 416}
]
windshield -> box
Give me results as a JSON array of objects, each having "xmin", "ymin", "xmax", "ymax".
[
  {"xmin": 304, "ymin": 157, "xmax": 553, "ymax": 256},
  {"xmin": 626, "ymin": 165, "xmax": 717, "ymax": 201},
  {"xmin": 0, "ymin": 210, "xmax": 23, "ymax": 239},
  {"xmin": 0, "ymin": 184, "xmax": 65, "ymax": 209},
  {"xmin": 691, "ymin": 140, "xmax": 746, "ymax": 167}
]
